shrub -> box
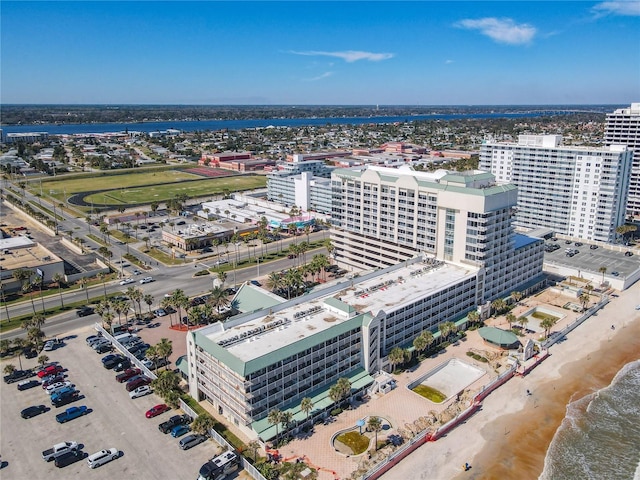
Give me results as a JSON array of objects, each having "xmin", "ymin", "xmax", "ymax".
[{"xmin": 330, "ymin": 408, "xmax": 343, "ymax": 416}]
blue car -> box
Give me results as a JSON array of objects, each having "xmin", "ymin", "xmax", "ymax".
[{"xmin": 170, "ymin": 424, "xmax": 191, "ymax": 438}]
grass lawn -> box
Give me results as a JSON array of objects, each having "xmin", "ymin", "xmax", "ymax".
[
  {"xmin": 83, "ymin": 175, "xmax": 266, "ymax": 206},
  {"xmin": 531, "ymin": 311, "xmax": 560, "ymax": 321},
  {"xmin": 33, "ymin": 169, "xmax": 201, "ymax": 198},
  {"xmin": 336, "ymin": 431, "xmax": 371, "ymax": 455},
  {"xmin": 412, "ymin": 384, "xmax": 447, "ymax": 403}
]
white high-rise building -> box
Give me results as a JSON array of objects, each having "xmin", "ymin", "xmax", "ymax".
[
  {"xmin": 605, "ymin": 103, "xmax": 640, "ymax": 218},
  {"xmin": 330, "ymin": 165, "xmax": 544, "ymax": 303},
  {"xmin": 479, "ymin": 135, "xmax": 632, "ymax": 243}
]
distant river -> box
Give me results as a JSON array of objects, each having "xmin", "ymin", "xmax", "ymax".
[{"xmin": 0, "ymin": 111, "xmax": 567, "ymax": 135}]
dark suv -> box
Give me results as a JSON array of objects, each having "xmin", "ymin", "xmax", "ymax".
[
  {"xmin": 76, "ymin": 307, "xmax": 94, "ymax": 317},
  {"xmin": 126, "ymin": 375, "xmax": 151, "ymax": 392}
]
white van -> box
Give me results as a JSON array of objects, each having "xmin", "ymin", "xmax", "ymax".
[{"xmin": 86, "ymin": 448, "xmax": 119, "ymax": 468}]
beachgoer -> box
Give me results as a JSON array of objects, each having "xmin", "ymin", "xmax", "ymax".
[
  {"xmin": 611, "ymin": 325, "xmax": 615, "ymax": 330},
  {"xmin": 526, "ymin": 389, "xmax": 531, "ymax": 396}
]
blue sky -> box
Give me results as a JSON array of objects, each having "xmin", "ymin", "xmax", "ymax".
[{"xmin": 1, "ymin": 1, "xmax": 639, "ymax": 105}]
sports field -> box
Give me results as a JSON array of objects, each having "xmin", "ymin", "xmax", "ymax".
[{"xmin": 83, "ymin": 175, "xmax": 267, "ymax": 206}]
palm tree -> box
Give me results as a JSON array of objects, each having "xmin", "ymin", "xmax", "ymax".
[
  {"xmin": 412, "ymin": 332, "xmax": 429, "ymax": 357},
  {"xmin": 27, "ymin": 327, "xmax": 44, "ymax": 350},
  {"xmin": 267, "ymin": 409, "xmax": 282, "ymax": 445},
  {"xmin": 12, "ymin": 337, "xmax": 27, "ymax": 370},
  {"xmin": 491, "ymin": 298, "xmax": 507, "ymax": 316},
  {"xmin": 266, "ymin": 272, "xmax": 284, "ymax": 293},
  {"xmin": 518, "ymin": 316, "xmax": 529, "ymax": 332},
  {"xmin": 506, "ymin": 313, "xmax": 516, "ymax": 330},
  {"xmin": 79, "ymin": 277, "xmax": 89, "ymax": 303},
  {"xmin": 207, "ymin": 286, "xmax": 229, "ymax": 314},
  {"xmin": 0, "ymin": 339, "xmax": 10, "ymax": 357},
  {"xmin": 3, "ymin": 364, "xmax": 16, "ymax": 376},
  {"xmin": 540, "ymin": 318, "xmax": 556, "ymax": 339},
  {"xmin": 368, "ymin": 416, "xmax": 383, "ymax": 451},
  {"xmin": 216, "ymin": 271, "xmax": 227, "ymax": 288},
  {"xmin": 145, "ymin": 345, "xmax": 160, "ymax": 371},
  {"xmin": 156, "ymin": 338, "xmax": 173, "ymax": 369},
  {"xmin": 52, "ymin": 272, "xmax": 65, "ymax": 308},
  {"xmin": 511, "ymin": 291, "xmax": 523, "ymax": 304},
  {"xmin": 38, "ymin": 354, "xmax": 50, "ymax": 367},
  {"xmin": 599, "ymin": 266, "xmax": 607, "ymax": 284},
  {"xmin": 336, "ymin": 377, "xmax": 352, "ymax": 404},
  {"xmin": 144, "ymin": 294, "xmax": 154, "ymax": 317},
  {"xmin": 97, "ymin": 272, "xmax": 108, "ymax": 300},
  {"xmin": 169, "ymin": 289, "xmax": 189, "ymax": 326},
  {"xmin": 467, "ymin": 310, "xmax": 480, "ymax": 326},
  {"xmin": 187, "ymin": 306, "xmax": 202, "ymax": 326},
  {"xmin": 300, "ymin": 397, "xmax": 313, "ymax": 427},
  {"xmin": 128, "ymin": 287, "xmax": 143, "ymax": 317},
  {"xmin": 388, "ymin": 347, "xmax": 405, "ymax": 372},
  {"xmin": 247, "ymin": 440, "xmax": 261, "ymax": 463},
  {"xmin": 579, "ymin": 292, "xmax": 590, "ymax": 312},
  {"xmin": 191, "ymin": 413, "xmax": 215, "ymax": 436},
  {"xmin": 112, "ymin": 300, "xmax": 127, "ymax": 327},
  {"xmin": 280, "ymin": 411, "xmax": 294, "ymax": 439}
]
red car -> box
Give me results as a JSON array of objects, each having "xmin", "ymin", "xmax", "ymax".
[
  {"xmin": 41, "ymin": 374, "xmax": 66, "ymax": 388},
  {"xmin": 37, "ymin": 365, "xmax": 64, "ymax": 378},
  {"xmin": 115, "ymin": 368, "xmax": 141, "ymax": 383},
  {"xmin": 146, "ymin": 404, "xmax": 169, "ymax": 418}
]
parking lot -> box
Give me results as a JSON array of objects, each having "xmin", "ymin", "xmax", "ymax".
[
  {"xmin": 543, "ymin": 239, "xmax": 639, "ymax": 278},
  {"xmin": 0, "ymin": 324, "xmax": 223, "ymax": 480}
]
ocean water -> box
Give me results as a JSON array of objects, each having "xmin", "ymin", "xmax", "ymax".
[{"xmin": 540, "ymin": 359, "xmax": 640, "ymax": 480}]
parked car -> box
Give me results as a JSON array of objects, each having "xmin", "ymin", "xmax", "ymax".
[
  {"xmin": 55, "ymin": 450, "xmax": 86, "ymax": 468},
  {"xmin": 50, "ymin": 386, "xmax": 77, "ymax": 402},
  {"xmin": 126, "ymin": 375, "xmax": 151, "ymax": 392},
  {"xmin": 625, "ymin": 251, "xmax": 634, "ymax": 257},
  {"xmin": 4, "ymin": 369, "xmax": 34, "ymax": 384},
  {"xmin": 23, "ymin": 347, "xmax": 38, "ymax": 359},
  {"xmin": 159, "ymin": 414, "xmax": 191, "ymax": 434},
  {"xmin": 37, "ymin": 365, "xmax": 63, "ymax": 378},
  {"xmin": 179, "ymin": 434, "xmax": 207, "ymax": 450},
  {"xmin": 55, "ymin": 405, "xmax": 88, "ymax": 423},
  {"xmin": 119, "ymin": 278, "xmax": 135, "ymax": 286},
  {"xmin": 21, "ymin": 404, "xmax": 48, "ymax": 419},
  {"xmin": 76, "ymin": 307, "xmax": 95, "ymax": 317},
  {"xmin": 43, "ymin": 339, "xmax": 62, "ymax": 352},
  {"xmin": 41, "ymin": 374, "xmax": 66, "ymax": 388},
  {"xmin": 142, "ymin": 357, "xmax": 170, "ymax": 369},
  {"xmin": 17, "ymin": 379, "xmax": 40, "ymax": 391},
  {"xmin": 86, "ymin": 448, "xmax": 119, "ymax": 469},
  {"xmin": 115, "ymin": 368, "xmax": 141, "ymax": 383},
  {"xmin": 170, "ymin": 424, "xmax": 190, "ymax": 438},
  {"xmin": 146, "ymin": 404, "xmax": 170, "ymax": 418},
  {"xmin": 95, "ymin": 343, "xmax": 113, "ymax": 354},
  {"xmin": 85, "ymin": 335, "xmax": 102, "ymax": 345},
  {"xmin": 54, "ymin": 450, "xmax": 86, "ymax": 468},
  {"xmin": 132, "ymin": 269, "xmax": 142, "ymax": 275},
  {"xmin": 46, "ymin": 381, "xmax": 74, "ymax": 395},
  {"xmin": 129, "ymin": 385, "xmax": 152, "ymax": 399},
  {"xmin": 113, "ymin": 359, "xmax": 132, "ymax": 372},
  {"xmin": 52, "ymin": 391, "xmax": 80, "ymax": 408},
  {"xmin": 102, "ymin": 354, "xmax": 126, "ymax": 370}
]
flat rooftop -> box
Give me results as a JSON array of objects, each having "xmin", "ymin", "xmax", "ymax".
[
  {"xmin": 204, "ymin": 260, "xmax": 477, "ymax": 363},
  {"xmin": 0, "ymin": 242, "xmax": 62, "ymax": 270}
]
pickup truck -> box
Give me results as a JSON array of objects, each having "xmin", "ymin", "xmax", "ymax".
[
  {"xmin": 55, "ymin": 406, "xmax": 88, "ymax": 423},
  {"xmin": 42, "ymin": 441, "xmax": 79, "ymax": 461},
  {"xmin": 158, "ymin": 414, "xmax": 191, "ymax": 434}
]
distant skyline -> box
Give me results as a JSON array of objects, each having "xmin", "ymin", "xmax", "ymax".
[{"xmin": 1, "ymin": 1, "xmax": 639, "ymax": 105}]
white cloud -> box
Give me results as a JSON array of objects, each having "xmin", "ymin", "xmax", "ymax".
[
  {"xmin": 305, "ymin": 72, "xmax": 334, "ymax": 82},
  {"xmin": 456, "ymin": 17, "xmax": 537, "ymax": 45},
  {"xmin": 592, "ymin": 1, "xmax": 640, "ymax": 16},
  {"xmin": 445, "ymin": 59, "xmax": 454, "ymax": 64},
  {"xmin": 289, "ymin": 50, "xmax": 394, "ymax": 62}
]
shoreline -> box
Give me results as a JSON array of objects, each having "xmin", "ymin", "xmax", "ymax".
[
  {"xmin": 461, "ymin": 315, "xmax": 640, "ymax": 480},
  {"xmin": 381, "ymin": 293, "xmax": 640, "ymax": 480}
]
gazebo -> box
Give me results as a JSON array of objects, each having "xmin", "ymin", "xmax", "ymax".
[{"xmin": 477, "ymin": 327, "xmax": 520, "ymax": 349}]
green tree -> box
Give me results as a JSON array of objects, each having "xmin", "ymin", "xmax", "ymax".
[
  {"xmin": 300, "ymin": 397, "xmax": 314, "ymax": 427},
  {"xmin": 267, "ymin": 408, "xmax": 282, "ymax": 444},
  {"xmin": 247, "ymin": 440, "xmax": 261, "ymax": 463},
  {"xmin": 12, "ymin": 337, "xmax": 27, "ymax": 370},
  {"xmin": 207, "ymin": 286, "xmax": 229, "ymax": 314},
  {"xmin": 38, "ymin": 354, "xmax": 50, "ymax": 367},
  {"xmin": 467, "ymin": 310, "xmax": 480, "ymax": 326},
  {"xmin": 599, "ymin": 266, "xmax": 607, "ymax": 284},
  {"xmin": 191, "ymin": 413, "xmax": 216, "ymax": 436},
  {"xmin": 506, "ymin": 313, "xmax": 516, "ymax": 330},
  {"xmin": 540, "ymin": 318, "xmax": 556, "ymax": 339},
  {"xmin": 152, "ymin": 369, "xmax": 180, "ymax": 397},
  {"xmin": 156, "ymin": 338, "xmax": 173, "ymax": 368},
  {"xmin": 388, "ymin": 347, "xmax": 405, "ymax": 371},
  {"xmin": 368, "ymin": 416, "xmax": 383, "ymax": 451},
  {"xmin": 3, "ymin": 364, "xmax": 16, "ymax": 376},
  {"xmin": 144, "ymin": 293, "xmax": 155, "ymax": 316},
  {"xmin": 52, "ymin": 272, "xmax": 66, "ymax": 308},
  {"xmin": 518, "ymin": 316, "xmax": 529, "ymax": 332}
]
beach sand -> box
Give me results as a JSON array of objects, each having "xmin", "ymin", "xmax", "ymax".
[{"xmin": 381, "ymin": 287, "xmax": 640, "ymax": 480}]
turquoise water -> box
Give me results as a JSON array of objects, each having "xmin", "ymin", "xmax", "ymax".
[{"xmin": 540, "ymin": 360, "xmax": 640, "ymax": 480}]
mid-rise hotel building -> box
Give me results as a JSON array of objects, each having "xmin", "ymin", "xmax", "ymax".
[
  {"xmin": 330, "ymin": 165, "xmax": 544, "ymax": 303},
  {"xmin": 604, "ymin": 103, "xmax": 640, "ymax": 218},
  {"xmin": 479, "ymin": 135, "xmax": 632, "ymax": 243},
  {"xmin": 186, "ymin": 166, "xmax": 545, "ymax": 442}
]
